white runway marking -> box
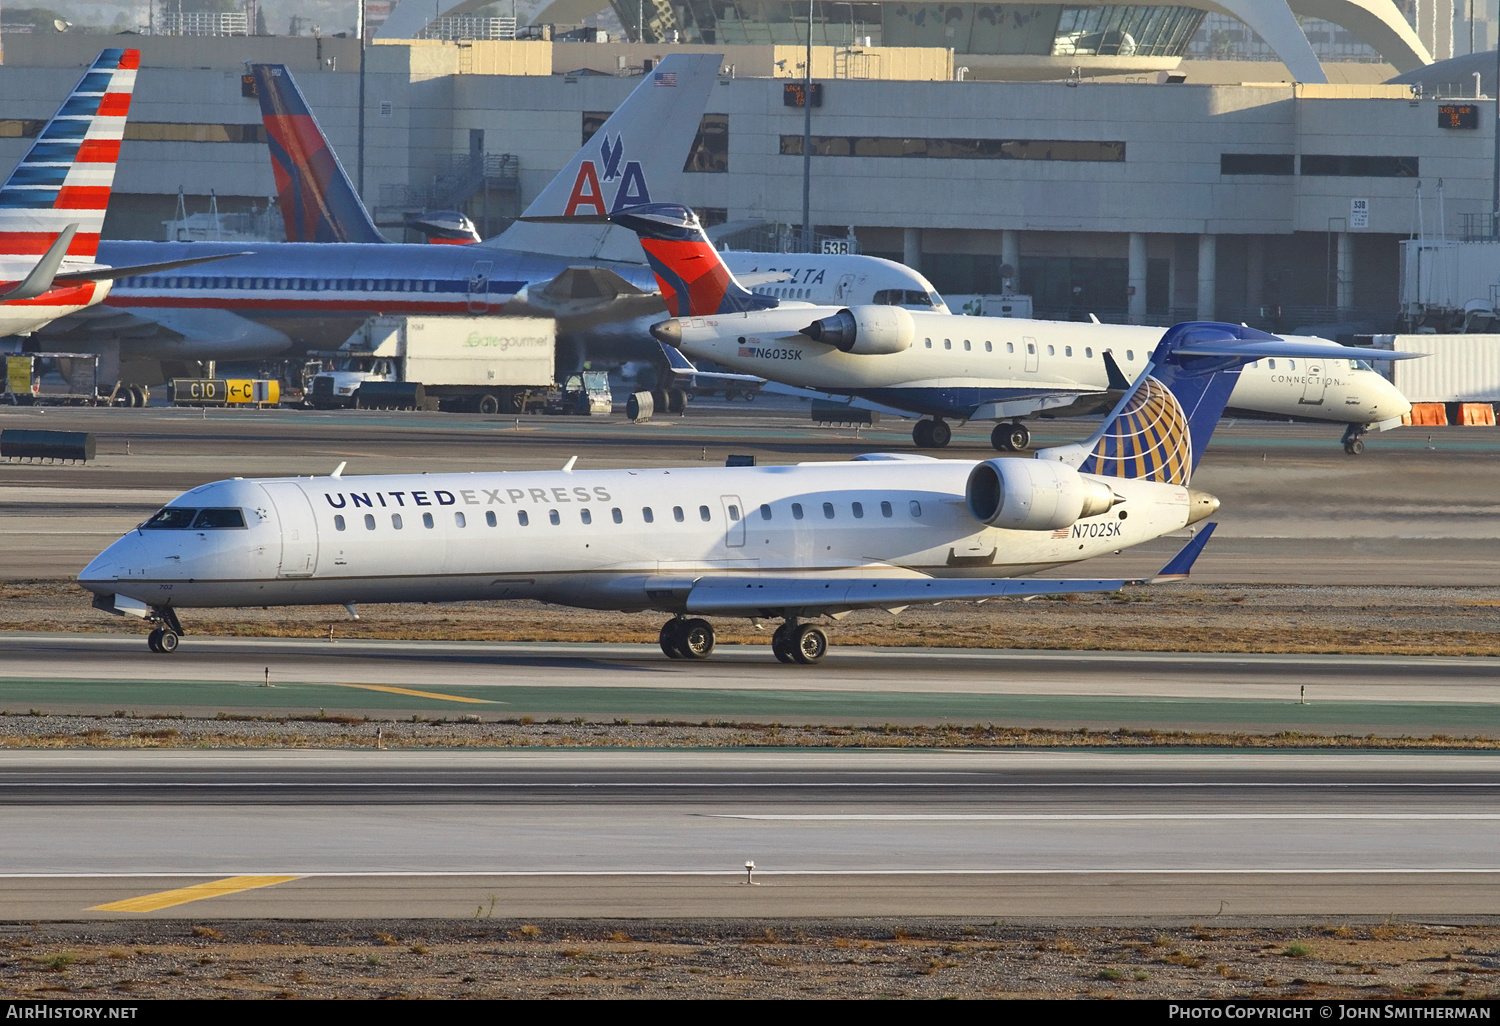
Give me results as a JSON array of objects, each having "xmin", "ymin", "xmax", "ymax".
[{"xmin": 710, "ymin": 813, "xmax": 1500, "ymax": 821}]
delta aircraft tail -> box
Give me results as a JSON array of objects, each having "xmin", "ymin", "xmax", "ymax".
[
  {"xmin": 1039, "ymin": 322, "xmax": 1420, "ymax": 484},
  {"xmin": 251, "ymin": 63, "xmax": 387, "ymax": 245},
  {"xmin": 608, "ymin": 203, "xmax": 775, "ymax": 316},
  {"xmin": 0, "ymin": 48, "xmax": 138, "ymax": 280}
]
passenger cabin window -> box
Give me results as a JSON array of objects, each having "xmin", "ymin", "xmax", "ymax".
[
  {"xmin": 673, "ymin": 506, "xmax": 685, "ymax": 523},
  {"xmin": 643, "ymin": 507, "xmax": 654, "ymax": 523},
  {"xmin": 1065, "ymin": 346, "xmax": 1073, "ymax": 357},
  {"xmin": 334, "ymin": 515, "xmax": 346, "ymax": 531},
  {"xmin": 760, "ymin": 504, "xmax": 772, "ymax": 520},
  {"xmin": 1086, "ymin": 347, "xmax": 1093, "ymax": 358},
  {"xmin": 852, "ymin": 501, "xmax": 864, "ymax": 519},
  {"xmin": 727, "ymin": 505, "xmax": 740, "ymax": 521},
  {"xmin": 422, "ymin": 512, "xmax": 434, "ymax": 529},
  {"xmin": 612, "ymin": 508, "xmax": 623, "ymax": 524},
  {"xmin": 1288, "ymin": 360, "xmax": 1296, "ymax": 370},
  {"xmin": 909, "ymin": 500, "xmax": 922, "ymax": 518},
  {"xmin": 549, "ymin": 510, "xmax": 560, "ymax": 525},
  {"xmin": 791, "ymin": 503, "xmax": 804, "ymax": 520},
  {"xmin": 984, "ymin": 341, "xmax": 992, "ymax": 352},
  {"xmin": 1006, "ymin": 342, "xmax": 1014, "ymax": 353},
  {"xmin": 924, "ymin": 338, "xmax": 932, "ymax": 348},
  {"xmin": 699, "ymin": 505, "xmax": 711, "ymax": 522},
  {"xmin": 517, "ymin": 511, "xmax": 529, "ymax": 526},
  {"xmin": 881, "ymin": 501, "xmax": 893, "ymax": 517},
  {"xmin": 391, "ymin": 513, "xmax": 403, "ymax": 529},
  {"xmin": 364, "ymin": 514, "xmax": 376, "ymax": 530},
  {"xmin": 1027, "ymin": 343, "xmax": 1036, "ymax": 354},
  {"xmin": 486, "ymin": 511, "xmax": 497, "ymax": 527},
  {"xmin": 823, "ymin": 502, "xmax": 835, "ymax": 519},
  {"xmin": 1047, "ymin": 345, "xmax": 1055, "ymax": 356},
  {"xmin": 943, "ymin": 339, "xmax": 951, "ymax": 350},
  {"xmin": 963, "ymin": 340, "xmax": 971, "ymax": 351},
  {"xmin": 455, "ymin": 512, "xmax": 467, "ymax": 528},
  {"xmin": 581, "ymin": 509, "xmax": 592, "ymax": 525},
  {"xmin": 1268, "ymin": 359, "xmax": 1276, "ymax": 369}
]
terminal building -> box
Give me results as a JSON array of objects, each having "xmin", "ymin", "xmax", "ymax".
[{"xmin": 0, "ymin": 0, "xmax": 1489, "ymax": 333}]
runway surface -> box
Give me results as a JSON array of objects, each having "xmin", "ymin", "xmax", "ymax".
[
  {"xmin": 6, "ymin": 632, "xmax": 1500, "ymax": 733},
  {"xmin": 3, "ymin": 750, "xmax": 1498, "ymax": 919}
]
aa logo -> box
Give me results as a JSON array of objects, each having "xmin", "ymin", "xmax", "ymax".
[{"xmin": 564, "ymin": 133, "xmax": 650, "ymax": 216}]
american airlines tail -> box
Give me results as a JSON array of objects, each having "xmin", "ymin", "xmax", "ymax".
[
  {"xmin": 251, "ymin": 63, "xmax": 387, "ymax": 245},
  {"xmin": 483, "ymin": 53, "xmax": 723, "ymax": 263},
  {"xmin": 0, "ymin": 48, "xmax": 138, "ymax": 281}
]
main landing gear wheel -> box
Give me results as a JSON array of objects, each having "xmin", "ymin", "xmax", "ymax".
[
  {"xmin": 790, "ymin": 624, "xmax": 828, "ymax": 665},
  {"xmin": 912, "ymin": 418, "xmax": 951, "ymax": 448},
  {"xmin": 147, "ymin": 628, "xmax": 179, "ymax": 654},
  {"xmin": 991, "ymin": 421, "xmax": 1030, "ymax": 452},
  {"xmin": 667, "ymin": 388, "xmax": 689, "ymax": 415},
  {"xmin": 477, "ymin": 393, "xmax": 501, "ymax": 415},
  {"xmin": 771, "ymin": 623, "xmax": 797, "ymax": 664},
  {"xmin": 659, "ymin": 618, "xmax": 716, "ymax": 660}
]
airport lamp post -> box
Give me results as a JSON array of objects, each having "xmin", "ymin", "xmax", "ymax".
[
  {"xmin": 802, "ymin": 0, "xmax": 813, "ymax": 253},
  {"xmin": 1493, "ymin": 42, "xmax": 1500, "ymax": 237},
  {"xmin": 357, "ymin": 0, "xmax": 367, "ymax": 203}
]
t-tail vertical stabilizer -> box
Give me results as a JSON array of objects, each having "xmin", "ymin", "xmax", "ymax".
[
  {"xmin": 1038, "ymin": 321, "xmax": 1421, "ymax": 483},
  {"xmin": 251, "ymin": 63, "xmax": 387, "ymax": 244},
  {"xmin": 0, "ymin": 48, "xmax": 138, "ymax": 279},
  {"xmin": 486, "ymin": 53, "xmax": 723, "ymax": 263}
]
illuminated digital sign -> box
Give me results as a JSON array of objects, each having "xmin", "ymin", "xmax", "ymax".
[{"xmin": 1438, "ymin": 104, "xmax": 1479, "ymax": 129}]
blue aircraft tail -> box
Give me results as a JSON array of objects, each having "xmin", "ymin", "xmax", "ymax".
[
  {"xmin": 1040, "ymin": 321, "xmax": 1400, "ymax": 484},
  {"xmin": 251, "ymin": 63, "xmax": 387, "ymax": 244}
]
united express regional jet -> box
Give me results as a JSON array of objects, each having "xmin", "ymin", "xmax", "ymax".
[{"xmin": 80, "ymin": 321, "xmax": 1394, "ymax": 661}]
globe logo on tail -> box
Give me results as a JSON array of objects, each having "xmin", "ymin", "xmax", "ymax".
[{"xmin": 1078, "ymin": 376, "xmax": 1192, "ymax": 485}]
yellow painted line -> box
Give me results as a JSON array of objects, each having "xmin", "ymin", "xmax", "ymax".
[
  {"xmin": 90, "ymin": 875, "xmax": 301, "ymax": 912},
  {"xmin": 336, "ymin": 683, "xmax": 494, "ymax": 704}
]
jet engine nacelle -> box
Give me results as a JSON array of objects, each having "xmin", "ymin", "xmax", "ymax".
[
  {"xmin": 802, "ymin": 306, "xmax": 915, "ymax": 355},
  {"xmin": 965, "ymin": 458, "xmax": 1116, "ymax": 532}
]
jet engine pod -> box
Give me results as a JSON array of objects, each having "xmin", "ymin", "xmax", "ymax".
[
  {"xmin": 802, "ymin": 306, "xmax": 915, "ymax": 355},
  {"xmin": 965, "ymin": 458, "xmax": 1116, "ymax": 532}
]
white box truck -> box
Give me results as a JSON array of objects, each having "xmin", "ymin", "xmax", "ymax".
[{"xmin": 307, "ymin": 315, "xmax": 559, "ymax": 414}]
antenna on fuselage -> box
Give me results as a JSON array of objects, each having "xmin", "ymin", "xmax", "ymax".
[
  {"xmin": 562, "ymin": 456, "xmax": 578, "ymax": 473},
  {"xmin": 331, "ymin": 462, "xmax": 346, "ymax": 477}
]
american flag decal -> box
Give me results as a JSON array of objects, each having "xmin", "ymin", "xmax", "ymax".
[
  {"xmin": 654, "ymin": 71, "xmax": 677, "ymax": 86},
  {"xmin": 1051, "ymin": 528, "xmax": 1071, "ymax": 539}
]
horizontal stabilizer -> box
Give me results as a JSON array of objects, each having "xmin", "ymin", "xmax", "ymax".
[
  {"xmin": 0, "ymin": 224, "xmax": 76, "ymax": 302},
  {"xmin": 52, "ymin": 250, "xmax": 253, "ymax": 284},
  {"xmin": 1175, "ymin": 339, "xmax": 1424, "ymax": 360},
  {"xmin": 657, "ymin": 342, "xmax": 764, "ymax": 385},
  {"xmin": 1147, "ymin": 522, "xmax": 1216, "ymax": 582}
]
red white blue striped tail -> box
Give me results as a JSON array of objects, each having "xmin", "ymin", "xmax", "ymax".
[{"xmin": 0, "ymin": 48, "xmax": 139, "ymax": 277}]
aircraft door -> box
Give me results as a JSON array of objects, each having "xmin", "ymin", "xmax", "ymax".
[
  {"xmin": 835, "ymin": 273, "xmax": 855, "ymax": 303},
  {"xmin": 260, "ymin": 482, "xmax": 319, "ymax": 578},
  {"xmin": 721, "ymin": 495, "xmax": 745, "ymax": 548},
  {"xmin": 1023, "ymin": 336, "xmax": 1039, "ymax": 373},
  {"xmin": 1300, "ymin": 363, "xmax": 1327, "ymax": 406},
  {"xmin": 467, "ymin": 260, "xmax": 493, "ymax": 313}
]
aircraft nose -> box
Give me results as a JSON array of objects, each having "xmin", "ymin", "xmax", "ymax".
[
  {"xmin": 78, "ymin": 535, "xmax": 131, "ymax": 591},
  {"xmin": 1185, "ymin": 489, "xmax": 1220, "ymax": 526},
  {"xmin": 1379, "ymin": 375, "xmax": 1412, "ymax": 417},
  {"xmin": 650, "ymin": 318, "xmax": 682, "ymax": 345}
]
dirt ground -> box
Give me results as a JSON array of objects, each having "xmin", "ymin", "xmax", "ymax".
[
  {"xmin": 11, "ymin": 580, "xmax": 1500, "ymax": 656},
  {"xmin": 2, "ymin": 919, "xmax": 1497, "ymax": 1000}
]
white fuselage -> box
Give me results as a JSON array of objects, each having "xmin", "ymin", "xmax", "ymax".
[
  {"xmin": 78, "ymin": 460, "xmax": 1193, "ymax": 614},
  {"xmin": 0, "ymin": 277, "xmax": 111, "ymax": 338},
  {"xmin": 671, "ymin": 308, "xmax": 1410, "ymax": 427}
]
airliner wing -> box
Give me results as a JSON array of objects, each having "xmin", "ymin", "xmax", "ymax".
[
  {"xmin": 658, "ymin": 342, "xmax": 764, "ymax": 385},
  {"xmin": 52, "ymin": 250, "xmax": 254, "ymax": 284},
  {"xmin": 680, "ymin": 526, "xmax": 1216, "ymax": 617}
]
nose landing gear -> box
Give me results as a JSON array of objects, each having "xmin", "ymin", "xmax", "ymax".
[
  {"xmin": 1341, "ymin": 424, "xmax": 1368, "ymax": 456},
  {"xmin": 144, "ymin": 606, "xmax": 185, "ymax": 654}
]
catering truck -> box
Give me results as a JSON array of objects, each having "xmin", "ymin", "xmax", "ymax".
[{"xmin": 306, "ymin": 315, "xmax": 561, "ymax": 414}]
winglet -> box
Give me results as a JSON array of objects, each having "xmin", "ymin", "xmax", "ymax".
[
  {"xmin": 0, "ymin": 224, "xmax": 77, "ymax": 302},
  {"xmin": 1101, "ymin": 349, "xmax": 1131, "ymax": 391},
  {"xmin": 1142, "ymin": 523, "xmax": 1217, "ymax": 583},
  {"xmin": 658, "ymin": 341, "xmax": 698, "ymax": 373}
]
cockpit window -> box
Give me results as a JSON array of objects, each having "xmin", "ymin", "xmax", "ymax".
[
  {"xmin": 873, "ymin": 289, "xmax": 935, "ymax": 308},
  {"xmin": 192, "ymin": 508, "xmax": 246, "ymax": 529},
  {"xmin": 141, "ymin": 508, "xmax": 199, "ymax": 529},
  {"xmin": 1350, "ymin": 359, "xmax": 1374, "ymax": 371}
]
